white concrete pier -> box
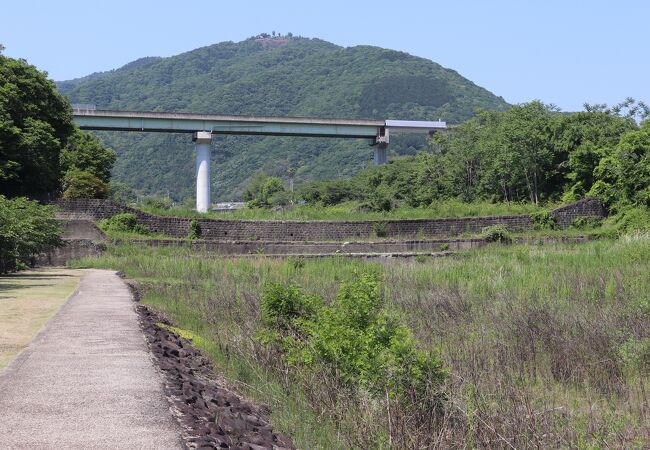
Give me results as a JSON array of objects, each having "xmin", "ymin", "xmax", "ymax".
[{"xmin": 194, "ymin": 131, "xmax": 212, "ymax": 213}]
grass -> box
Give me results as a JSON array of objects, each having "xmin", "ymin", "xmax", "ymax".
[
  {"xmin": 69, "ymin": 235, "xmax": 650, "ymax": 448},
  {"xmin": 0, "ymin": 268, "xmax": 84, "ymax": 369},
  {"xmin": 136, "ymin": 199, "xmax": 550, "ymax": 221}
]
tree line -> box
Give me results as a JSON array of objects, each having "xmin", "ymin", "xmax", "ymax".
[
  {"xmin": 0, "ymin": 47, "xmax": 115, "ymax": 271},
  {"xmin": 280, "ymin": 100, "xmax": 649, "ymax": 217}
]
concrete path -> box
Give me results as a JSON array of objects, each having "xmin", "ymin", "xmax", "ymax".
[{"xmin": 0, "ymin": 269, "xmax": 182, "ymax": 449}]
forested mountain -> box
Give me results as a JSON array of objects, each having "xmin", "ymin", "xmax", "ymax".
[{"xmin": 58, "ymin": 36, "xmax": 509, "ymax": 201}]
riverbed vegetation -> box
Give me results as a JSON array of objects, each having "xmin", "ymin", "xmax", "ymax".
[
  {"xmin": 135, "ymin": 198, "xmax": 548, "ymax": 221},
  {"xmin": 70, "ymin": 235, "xmax": 650, "ymax": 448}
]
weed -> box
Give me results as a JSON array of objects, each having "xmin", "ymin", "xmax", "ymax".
[
  {"xmin": 530, "ymin": 210, "xmax": 558, "ymax": 230},
  {"xmin": 481, "ymin": 224, "xmax": 512, "ymax": 243},
  {"xmin": 372, "ymin": 221, "xmax": 388, "ymax": 238},
  {"xmin": 187, "ymin": 219, "xmax": 202, "ymax": 239}
]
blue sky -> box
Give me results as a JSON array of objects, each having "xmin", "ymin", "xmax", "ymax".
[{"xmin": 2, "ymin": 0, "xmax": 648, "ymax": 112}]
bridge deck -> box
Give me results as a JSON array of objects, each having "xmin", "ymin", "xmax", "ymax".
[{"xmin": 72, "ymin": 109, "xmax": 446, "ymax": 138}]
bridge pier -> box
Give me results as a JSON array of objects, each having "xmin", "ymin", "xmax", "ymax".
[
  {"xmin": 193, "ymin": 131, "xmax": 212, "ymax": 213},
  {"xmin": 373, "ymin": 127, "xmax": 389, "ymax": 165},
  {"xmin": 373, "ymin": 143, "xmax": 388, "ymax": 165}
]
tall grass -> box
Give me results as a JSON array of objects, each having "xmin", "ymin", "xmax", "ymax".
[
  {"xmin": 70, "ymin": 235, "xmax": 650, "ymax": 448},
  {"xmin": 137, "ymin": 199, "xmax": 548, "ymax": 221}
]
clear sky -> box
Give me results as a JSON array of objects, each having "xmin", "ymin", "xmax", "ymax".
[{"xmin": 2, "ymin": 0, "xmax": 648, "ymax": 112}]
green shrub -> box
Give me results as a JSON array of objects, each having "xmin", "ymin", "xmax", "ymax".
[
  {"xmin": 372, "ymin": 221, "xmax": 388, "ymax": 238},
  {"xmin": 609, "ymin": 207, "xmax": 650, "ymax": 234},
  {"xmin": 0, "ymin": 196, "xmax": 62, "ymax": 273},
  {"xmin": 530, "ymin": 211, "xmax": 557, "ymax": 230},
  {"xmin": 244, "ymin": 174, "xmax": 286, "ymax": 208},
  {"xmin": 570, "ymin": 216, "xmax": 603, "ymax": 230},
  {"xmin": 98, "ymin": 213, "xmax": 150, "ymax": 235},
  {"xmin": 258, "ymin": 273, "xmax": 447, "ymax": 403},
  {"xmin": 481, "ymin": 224, "xmax": 512, "ymax": 243},
  {"xmin": 62, "ymin": 169, "xmax": 108, "ymax": 199},
  {"xmin": 141, "ymin": 196, "xmax": 173, "ymax": 210},
  {"xmin": 289, "ymin": 257, "xmax": 306, "ymax": 270},
  {"xmin": 187, "ymin": 219, "xmax": 202, "ymax": 239},
  {"xmin": 617, "ymin": 338, "xmax": 650, "ymax": 374}
]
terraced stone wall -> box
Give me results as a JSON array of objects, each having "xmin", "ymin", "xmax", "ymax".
[{"xmin": 54, "ymin": 198, "xmax": 605, "ymax": 241}]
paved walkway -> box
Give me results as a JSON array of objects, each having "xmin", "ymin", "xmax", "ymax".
[{"xmin": 0, "ymin": 269, "xmax": 182, "ymax": 449}]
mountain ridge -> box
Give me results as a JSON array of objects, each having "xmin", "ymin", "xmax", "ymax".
[{"xmin": 57, "ymin": 36, "xmax": 509, "ymax": 201}]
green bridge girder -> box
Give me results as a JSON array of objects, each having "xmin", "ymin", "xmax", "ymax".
[{"xmin": 73, "ymin": 109, "xmax": 384, "ymax": 139}]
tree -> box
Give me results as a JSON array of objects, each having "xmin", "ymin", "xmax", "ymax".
[
  {"xmin": 60, "ymin": 128, "xmax": 116, "ymax": 183},
  {"xmin": 554, "ymin": 110, "xmax": 635, "ymax": 201},
  {"xmin": 243, "ymin": 173, "xmax": 286, "ymax": 208},
  {"xmin": 0, "ymin": 196, "xmax": 62, "ymax": 273},
  {"xmin": 589, "ymin": 128, "xmax": 650, "ymax": 208},
  {"xmin": 62, "ymin": 169, "xmax": 108, "ymax": 199},
  {"xmin": 0, "ymin": 53, "xmax": 74, "ymax": 197}
]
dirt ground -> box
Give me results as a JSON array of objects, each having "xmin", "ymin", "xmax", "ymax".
[{"xmin": 0, "ymin": 268, "xmax": 84, "ymax": 369}]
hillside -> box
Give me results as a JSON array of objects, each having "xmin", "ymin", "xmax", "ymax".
[{"xmin": 58, "ymin": 36, "xmax": 509, "ymax": 201}]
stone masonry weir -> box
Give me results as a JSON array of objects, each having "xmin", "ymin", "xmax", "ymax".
[{"xmin": 54, "ymin": 198, "xmax": 606, "ymax": 242}]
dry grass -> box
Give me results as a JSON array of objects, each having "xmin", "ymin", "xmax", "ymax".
[{"xmin": 0, "ymin": 268, "xmax": 84, "ymax": 369}]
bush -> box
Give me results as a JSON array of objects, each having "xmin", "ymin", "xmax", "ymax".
[
  {"xmin": 259, "ymin": 273, "xmax": 447, "ymax": 403},
  {"xmin": 0, "ymin": 196, "xmax": 62, "ymax": 273},
  {"xmin": 141, "ymin": 196, "xmax": 173, "ymax": 210},
  {"xmin": 608, "ymin": 207, "xmax": 650, "ymax": 234},
  {"xmin": 187, "ymin": 219, "xmax": 202, "ymax": 239},
  {"xmin": 481, "ymin": 224, "xmax": 512, "ymax": 243},
  {"xmin": 298, "ymin": 179, "xmax": 360, "ymax": 206},
  {"xmin": 98, "ymin": 213, "xmax": 150, "ymax": 235},
  {"xmin": 244, "ymin": 174, "xmax": 287, "ymax": 208},
  {"xmin": 372, "ymin": 221, "xmax": 388, "ymax": 238},
  {"xmin": 62, "ymin": 169, "xmax": 108, "ymax": 199},
  {"xmin": 570, "ymin": 216, "xmax": 603, "ymax": 230},
  {"xmin": 530, "ymin": 210, "xmax": 557, "ymax": 230}
]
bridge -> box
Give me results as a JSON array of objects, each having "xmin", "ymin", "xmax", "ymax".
[{"xmin": 72, "ymin": 108, "xmax": 447, "ymax": 212}]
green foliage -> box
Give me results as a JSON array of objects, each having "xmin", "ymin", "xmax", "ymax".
[
  {"xmin": 297, "ymin": 179, "xmax": 360, "ymax": 206},
  {"xmin": 259, "ymin": 273, "xmax": 447, "ymax": 402},
  {"xmin": 291, "ymin": 100, "xmax": 642, "ymax": 211},
  {"xmin": 289, "ymin": 257, "xmax": 306, "ymax": 270},
  {"xmin": 97, "ymin": 213, "xmax": 149, "ymax": 235},
  {"xmin": 372, "ymin": 221, "xmax": 388, "ymax": 237},
  {"xmin": 570, "ymin": 216, "xmax": 603, "ymax": 230},
  {"xmin": 530, "ymin": 210, "xmax": 557, "ymax": 230},
  {"xmin": 243, "ymin": 173, "xmax": 287, "ymax": 208},
  {"xmin": 58, "ymin": 38, "xmax": 508, "ymax": 201},
  {"xmin": 187, "ymin": 219, "xmax": 201, "ymax": 239},
  {"xmin": 588, "ymin": 127, "xmax": 650, "ymax": 209},
  {"xmin": 141, "ymin": 196, "xmax": 173, "ymax": 210},
  {"xmin": 0, "ymin": 53, "xmax": 73, "ymax": 197},
  {"xmin": 605, "ymin": 207, "xmax": 650, "ymax": 234},
  {"xmin": 0, "ymin": 196, "xmax": 62, "ymax": 272},
  {"xmin": 108, "ymin": 181, "xmax": 137, "ymax": 204},
  {"xmin": 617, "ymin": 337, "xmax": 650, "ymax": 374},
  {"xmin": 60, "ymin": 128, "xmax": 116, "ymax": 183},
  {"xmin": 481, "ymin": 224, "xmax": 512, "ymax": 243},
  {"xmin": 62, "ymin": 169, "xmax": 108, "ymax": 199},
  {"xmin": 0, "ymin": 53, "xmax": 114, "ymax": 199}
]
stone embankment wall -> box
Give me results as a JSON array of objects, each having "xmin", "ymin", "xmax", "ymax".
[
  {"xmin": 549, "ymin": 197, "xmax": 606, "ymax": 228},
  {"xmin": 37, "ymin": 239, "xmax": 105, "ymax": 266},
  {"xmin": 54, "ymin": 198, "xmax": 606, "ymax": 242}
]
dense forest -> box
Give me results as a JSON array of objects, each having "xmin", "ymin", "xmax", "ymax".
[{"xmin": 58, "ymin": 36, "xmax": 509, "ymax": 201}]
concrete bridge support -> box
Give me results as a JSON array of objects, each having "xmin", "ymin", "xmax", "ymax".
[
  {"xmin": 193, "ymin": 131, "xmax": 212, "ymax": 213},
  {"xmin": 373, "ymin": 143, "xmax": 388, "ymax": 165},
  {"xmin": 373, "ymin": 127, "xmax": 389, "ymax": 166}
]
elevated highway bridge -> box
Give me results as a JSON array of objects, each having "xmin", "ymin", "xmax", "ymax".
[{"xmin": 72, "ymin": 108, "xmax": 447, "ymax": 212}]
